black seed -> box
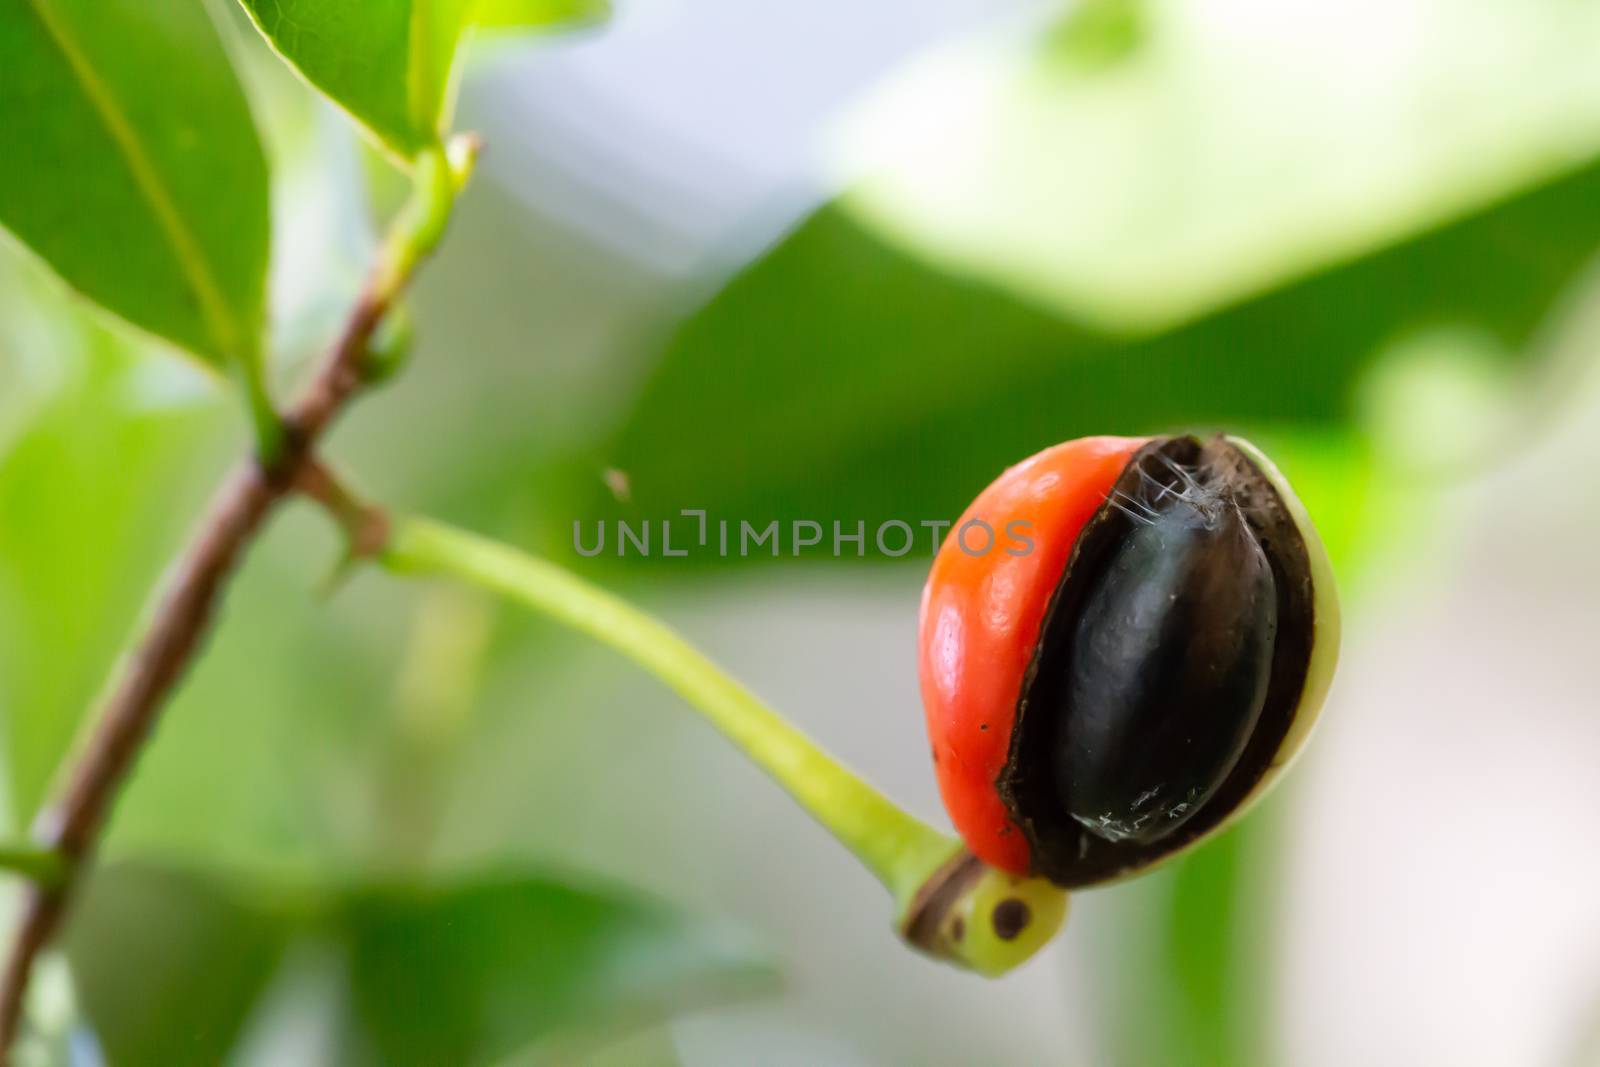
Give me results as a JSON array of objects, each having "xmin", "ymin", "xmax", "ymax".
[
  {"xmin": 998, "ymin": 435, "xmax": 1319, "ymax": 888},
  {"xmin": 992, "ymin": 899, "xmax": 1030, "ymax": 941},
  {"xmin": 1050, "ymin": 468, "xmax": 1277, "ymax": 845}
]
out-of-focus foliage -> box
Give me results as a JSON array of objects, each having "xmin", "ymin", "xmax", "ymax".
[
  {"xmin": 234, "ymin": 0, "xmax": 608, "ymax": 159},
  {"xmin": 837, "ymin": 0, "xmax": 1600, "ymax": 333},
  {"xmin": 64, "ymin": 863, "xmax": 293, "ymax": 1066},
  {"xmin": 64, "ymin": 861, "xmax": 772, "ymax": 1066},
  {"xmin": 0, "ymin": 311, "xmax": 234, "ymax": 817},
  {"xmin": 341, "ymin": 872, "xmax": 771, "ymax": 1066},
  {"xmin": 1044, "ymin": 0, "xmax": 1146, "ymax": 72},
  {"xmin": 0, "ymin": 0, "xmax": 268, "ymax": 374},
  {"xmin": 579, "ymin": 155, "xmax": 1600, "ymax": 571}
]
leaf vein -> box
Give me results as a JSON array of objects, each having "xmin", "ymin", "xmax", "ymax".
[{"xmin": 23, "ymin": 0, "xmax": 247, "ymax": 364}]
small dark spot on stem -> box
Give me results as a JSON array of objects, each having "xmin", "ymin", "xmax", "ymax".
[
  {"xmin": 992, "ymin": 899, "xmax": 1030, "ymax": 941},
  {"xmin": 951, "ymin": 916, "xmax": 964, "ymax": 942}
]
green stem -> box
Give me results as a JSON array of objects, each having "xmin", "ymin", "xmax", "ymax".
[
  {"xmin": 246, "ymin": 135, "xmax": 476, "ymax": 464},
  {"xmin": 241, "ymin": 361, "xmax": 283, "ymax": 465},
  {"xmin": 376, "ymin": 138, "xmax": 474, "ymax": 297},
  {"xmin": 0, "ymin": 845, "xmax": 66, "ymax": 887},
  {"xmin": 369, "ymin": 513, "xmax": 1070, "ymax": 975},
  {"xmin": 380, "ymin": 516, "xmax": 960, "ymax": 905}
]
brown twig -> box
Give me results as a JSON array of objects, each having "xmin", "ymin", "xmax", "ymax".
[{"xmin": 0, "ymin": 136, "xmax": 478, "ymax": 1057}]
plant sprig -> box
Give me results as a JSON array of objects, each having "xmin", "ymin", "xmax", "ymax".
[{"xmin": 0, "ymin": 131, "xmax": 480, "ymax": 1058}]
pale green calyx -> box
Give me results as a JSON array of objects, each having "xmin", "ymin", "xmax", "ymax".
[{"xmin": 896, "ymin": 848, "xmax": 1068, "ymax": 977}]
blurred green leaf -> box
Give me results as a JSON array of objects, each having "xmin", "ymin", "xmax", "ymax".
[
  {"xmin": 64, "ymin": 862, "xmax": 294, "ymax": 1067},
  {"xmin": 1042, "ymin": 0, "xmax": 1147, "ymax": 72},
  {"xmin": 235, "ymin": 0, "xmax": 604, "ymax": 160},
  {"xmin": 64, "ymin": 861, "xmax": 771, "ymax": 1067},
  {"xmin": 341, "ymin": 872, "xmax": 773, "ymax": 1067},
  {"xmin": 0, "ymin": 337, "xmax": 233, "ymax": 820},
  {"xmin": 582, "ymin": 153, "xmax": 1600, "ymax": 569},
  {"xmin": 1160, "ymin": 818, "xmax": 1267, "ymax": 1067},
  {"xmin": 1090, "ymin": 815, "xmax": 1275, "ymax": 1067},
  {"xmin": 548, "ymin": 1025, "xmax": 683, "ymax": 1067},
  {"xmin": 839, "ymin": 0, "xmax": 1600, "ymax": 333},
  {"xmin": 0, "ymin": 0, "xmax": 270, "ymax": 372},
  {"xmin": 473, "ymin": 0, "xmax": 608, "ymax": 33}
]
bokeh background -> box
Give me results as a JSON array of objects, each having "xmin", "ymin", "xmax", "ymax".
[{"xmin": 3, "ymin": 0, "xmax": 1600, "ymax": 1063}]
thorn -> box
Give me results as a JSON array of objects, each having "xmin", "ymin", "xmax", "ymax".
[
  {"xmin": 315, "ymin": 551, "xmax": 360, "ymax": 600},
  {"xmin": 293, "ymin": 461, "xmax": 392, "ymax": 570}
]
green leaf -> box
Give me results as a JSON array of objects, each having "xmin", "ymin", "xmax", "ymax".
[
  {"xmin": 557, "ymin": 1026, "xmax": 684, "ymax": 1067},
  {"xmin": 0, "ymin": 327, "xmax": 234, "ymax": 821},
  {"xmin": 1041, "ymin": 0, "xmax": 1146, "ymax": 72},
  {"xmin": 235, "ymin": 0, "xmax": 605, "ymax": 160},
  {"xmin": 63, "ymin": 862, "xmax": 294, "ymax": 1067},
  {"xmin": 0, "ymin": 0, "xmax": 270, "ymax": 373},
  {"xmin": 473, "ymin": 0, "xmax": 608, "ymax": 33},
  {"xmin": 1159, "ymin": 819, "xmax": 1269, "ymax": 1067},
  {"xmin": 62, "ymin": 861, "xmax": 772, "ymax": 1067},
  {"xmin": 233, "ymin": 0, "xmax": 466, "ymax": 159},
  {"xmin": 341, "ymin": 872, "xmax": 773, "ymax": 1067}
]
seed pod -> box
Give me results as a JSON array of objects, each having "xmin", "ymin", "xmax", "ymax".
[{"xmin": 918, "ymin": 434, "xmax": 1338, "ymax": 886}]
